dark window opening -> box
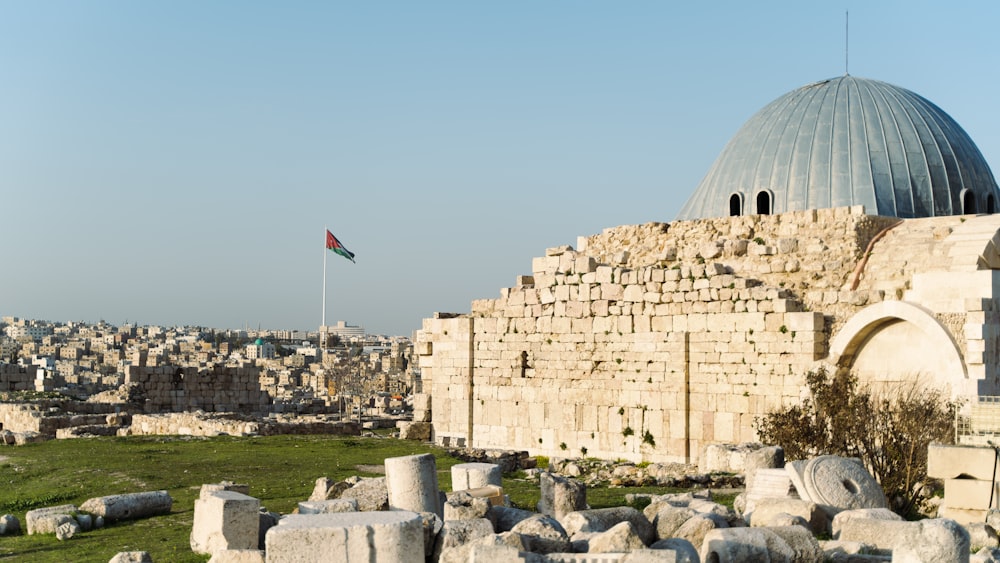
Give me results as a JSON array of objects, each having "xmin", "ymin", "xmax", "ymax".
[
  {"xmin": 756, "ymin": 191, "xmax": 771, "ymax": 215},
  {"xmin": 987, "ymin": 194, "xmax": 996, "ymax": 214},
  {"xmin": 729, "ymin": 194, "xmax": 742, "ymax": 216},
  {"xmin": 963, "ymin": 191, "xmax": 977, "ymax": 215}
]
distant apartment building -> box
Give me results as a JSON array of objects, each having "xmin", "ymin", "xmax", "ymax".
[
  {"xmin": 322, "ymin": 321, "xmax": 365, "ymax": 340},
  {"xmin": 4, "ymin": 323, "xmax": 52, "ymax": 341},
  {"xmin": 245, "ymin": 338, "xmax": 276, "ymax": 360}
]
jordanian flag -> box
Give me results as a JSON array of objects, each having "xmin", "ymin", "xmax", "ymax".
[{"xmin": 326, "ymin": 230, "xmax": 356, "ymax": 263}]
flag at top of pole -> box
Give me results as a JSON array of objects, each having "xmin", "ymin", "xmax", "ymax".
[{"xmin": 326, "ymin": 230, "xmax": 356, "ymax": 263}]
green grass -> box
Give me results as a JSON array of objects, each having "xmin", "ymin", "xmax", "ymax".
[{"xmin": 0, "ymin": 436, "xmax": 727, "ymax": 561}]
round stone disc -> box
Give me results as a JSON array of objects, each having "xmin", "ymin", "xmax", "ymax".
[{"xmin": 801, "ymin": 455, "xmax": 887, "ymax": 510}]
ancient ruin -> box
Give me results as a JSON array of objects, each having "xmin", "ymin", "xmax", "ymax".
[{"xmin": 414, "ymin": 75, "xmax": 1000, "ymax": 465}]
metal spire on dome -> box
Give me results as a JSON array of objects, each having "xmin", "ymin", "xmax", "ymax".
[{"xmin": 845, "ymin": 10, "xmax": 849, "ymax": 76}]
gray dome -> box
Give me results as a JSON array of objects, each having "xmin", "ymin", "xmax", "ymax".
[{"xmin": 676, "ymin": 75, "xmax": 999, "ymax": 220}]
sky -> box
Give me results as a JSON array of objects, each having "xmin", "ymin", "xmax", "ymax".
[{"xmin": 2, "ymin": 1, "xmax": 998, "ymax": 337}]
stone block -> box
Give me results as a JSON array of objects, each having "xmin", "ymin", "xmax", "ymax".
[
  {"xmin": 509, "ymin": 514, "xmax": 570, "ymax": 554},
  {"xmin": 928, "ymin": 444, "xmax": 998, "ymax": 481},
  {"xmin": 297, "ymin": 499, "xmax": 358, "ymax": 514},
  {"xmin": 451, "ymin": 463, "xmax": 502, "ymax": 491},
  {"xmin": 79, "ymin": 490, "xmax": 173, "ymax": 522},
  {"xmin": 537, "ymin": 472, "xmax": 586, "ymax": 520},
  {"xmin": 560, "ymin": 506, "xmax": 655, "ymax": 546},
  {"xmin": 748, "ymin": 498, "xmax": 829, "ymax": 535},
  {"xmin": 432, "ymin": 518, "xmax": 495, "ymax": 562},
  {"xmin": 588, "ymin": 521, "xmax": 648, "ymax": 553},
  {"xmin": 265, "ymin": 511, "xmax": 424, "ymax": 563},
  {"xmin": 700, "ymin": 527, "xmax": 796, "ymax": 563},
  {"xmin": 207, "ymin": 550, "xmax": 265, "ymax": 563},
  {"xmin": 944, "ymin": 478, "xmax": 1000, "ymax": 511},
  {"xmin": 109, "ymin": 552, "xmax": 154, "ymax": 563},
  {"xmin": 191, "ymin": 491, "xmax": 261, "ymax": 555},
  {"xmin": 25, "ymin": 504, "xmax": 77, "ymax": 535}
]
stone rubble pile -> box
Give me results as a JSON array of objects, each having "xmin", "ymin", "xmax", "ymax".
[{"xmin": 10, "ymin": 445, "xmax": 1000, "ymax": 562}]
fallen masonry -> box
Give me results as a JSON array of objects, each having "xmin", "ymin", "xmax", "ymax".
[{"xmin": 9, "ymin": 444, "xmax": 1000, "ymax": 562}]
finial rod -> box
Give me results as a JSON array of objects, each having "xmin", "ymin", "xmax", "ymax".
[{"xmin": 845, "ymin": 10, "xmax": 849, "ymax": 75}]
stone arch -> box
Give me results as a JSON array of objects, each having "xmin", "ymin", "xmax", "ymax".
[{"xmin": 829, "ymin": 300, "xmax": 967, "ymax": 394}]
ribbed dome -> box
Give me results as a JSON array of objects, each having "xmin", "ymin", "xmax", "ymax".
[{"xmin": 676, "ymin": 76, "xmax": 999, "ymax": 220}]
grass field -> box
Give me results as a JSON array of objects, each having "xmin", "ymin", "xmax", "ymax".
[{"xmin": 0, "ymin": 435, "xmax": 722, "ymax": 561}]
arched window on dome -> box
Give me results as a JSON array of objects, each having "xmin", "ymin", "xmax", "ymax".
[
  {"xmin": 986, "ymin": 193, "xmax": 996, "ymax": 214},
  {"xmin": 728, "ymin": 192, "xmax": 744, "ymax": 216},
  {"xmin": 961, "ymin": 189, "xmax": 976, "ymax": 215},
  {"xmin": 755, "ymin": 190, "xmax": 772, "ymax": 215}
]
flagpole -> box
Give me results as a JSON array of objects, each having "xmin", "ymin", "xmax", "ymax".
[{"xmin": 321, "ymin": 226, "xmax": 328, "ymax": 352}]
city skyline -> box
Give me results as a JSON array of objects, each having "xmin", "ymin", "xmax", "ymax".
[{"xmin": 3, "ymin": 2, "xmax": 998, "ymax": 336}]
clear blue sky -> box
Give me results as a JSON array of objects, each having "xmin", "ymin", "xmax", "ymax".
[{"xmin": 2, "ymin": 1, "xmax": 998, "ymax": 336}]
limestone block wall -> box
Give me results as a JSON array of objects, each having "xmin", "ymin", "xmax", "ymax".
[
  {"xmin": 418, "ymin": 249, "xmax": 828, "ymax": 464},
  {"xmin": 418, "ymin": 208, "xmax": 1000, "ymax": 464},
  {"xmin": 126, "ymin": 366, "xmax": 271, "ymax": 414}
]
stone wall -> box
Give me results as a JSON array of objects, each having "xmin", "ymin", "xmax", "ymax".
[
  {"xmin": 126, "ymin": 365, "xmax": 270, "ymax": 414},
  {"xmin": 127, "ymin": 412, "xmax": 360, "ymax": 437},
  {"xmin": 417, "ymin": 208, "xmax": 1000, "ymax": 464},
  {"xmin": 0, "ymin": 364, "xmax": 36, "ymax": 392}
]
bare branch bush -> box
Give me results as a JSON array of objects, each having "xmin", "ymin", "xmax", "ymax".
[{"xmin": 754, "ymin": 367, "xmax": 958, "ymax": 517}]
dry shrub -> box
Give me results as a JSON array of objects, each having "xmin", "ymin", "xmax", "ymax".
[{"xmin": 754, "ymin": 367, "xmax": 958, "ymax": 517}]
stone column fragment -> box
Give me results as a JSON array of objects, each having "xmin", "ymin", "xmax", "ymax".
[{"xmin": 384, "ymin": 453, "xmax": 442, "ymax": 517}]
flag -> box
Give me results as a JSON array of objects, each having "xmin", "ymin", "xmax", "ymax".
[{"xmin": 326, "ymin": 230, "xmax": 356, "ymax": 263}]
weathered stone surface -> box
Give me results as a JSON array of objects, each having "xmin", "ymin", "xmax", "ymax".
[
  {"xmin": 340, "ymin": 477, "xmax": 389, "ymax": 511},
  {"xmin": 452, "ymin": 462, "xmax": 502, "ymax": 491},
  {"xmin": 297, "ymin": 499, "xmax": 358, "ymax": 514},
  {"xmin": 190, "ymin": 490, "xmax": 261, "ymax": 556},
  {"xmin": 308, "ymin": 477, "xmax": 335, "ymax": 502},
  {"xmin": 749, "ymin": 497, "xmax": 829, "ymax": 535},
  {"xmin": 560, "ymin": 506, "xmax": 655, "ymax": 545},
  {"xmin": 207, "ymin": 550, "xmax": 266, "ymax": 563},
  {"xmin": 397, "ymin": 421, "xmax": 432, "ymax": 441},
  {"xmin": 265, "ymin": 511, "xmax": 424, "ymax": 563},
  {"xmin": 745, "ymin": 446, "xmax": 785, "ymax": 491},
  {"xmin": 258, "ymin": 510, "xmax": 279, "ymax": 551},
  {"xmin": 972, "ymin": 547, "xmax": 1000, "ymax": 563},
  {"xmin": 650, "ymin": 537, "xmax": 699, "ymax": 563},
  {"xmin": 768, "ymin": 525, "xmax": 824, "ymax": 562},
  {"xmin": 79, "ymin": 490, "xmax": 173, "ymax": 522},
  {"xmin": 108, "ymin": 552, "xmax": 154, "ymax": 563},
  {"xmin": 444, "ymin": 490, "xmax": 491, "ymax": 521},
  {"xmin": 439, "ymin": 532, "xmax": 528, "ymax": 563},
  {"xmin": 968, "ymin": 522, "xmax": 1000, "ymax": 550},
  {"xmin": 837, "ymin": 515, "xmax": 969, "ymax": 560},
  {"xmin": 419, "ymin": 511, "xmax": 443, "ymax": 559},
  {"xmin": 432, "ymin": 518, "xmax": 495, "ymax": 563},
  {"xmin": 385, "ymin": 453, "xmax": 441, "ymax": 516},
  {"xmin": 510, "ymin": 514, "xmax": 570, "ymax": 554},
  {"xmin": 830, "ymin": 508, "xmax": 902, "ymax": 539},
  {"xmin": 76, "ymin": 512, "xmax": 93, "ymax": 531},
  {"xmin": 490, "ymin": 505, "xmax": 535, "ymax": 532},
  {"xmin": 645, "ymin": 503, "xmax": 697, "ymax": 540},
  {"xmin": 700, "ymin": 527, "xmax": 796, "ymax": 563},
  {"xmin": 587, "ymin": 521, "xmax": 648, "ymax": 553},
  {"xmin": 892, "ymin": 518, "xmax": 970, "ymax": 563},
  {"xmin": 537, "ymin": 472, "xmax": 586, "ymax": 521},
  {"xmin": 820, "ymin": 539, "xmax": 884, "ymax": 563},
  {"xmin": 928, "ymin": 444, "xmax": 998, "ymax": 481},
  {"xmin": 799, "ymin": 456, "xmax": 887, "ymax": 517},
  {"xmin": 673, "ymin": 513, "xmax": 729, "ymax": 552},
  {"xmin": 0, "ymin": 514, "xmax": 20, "ymax": 535},
  {"xmin": 25, "ymin": 504, "xmax": 77, "ymax": 535},
  {"xmin": 55, "ymin": 519, "xmax": 80, "ymax": 540}
]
